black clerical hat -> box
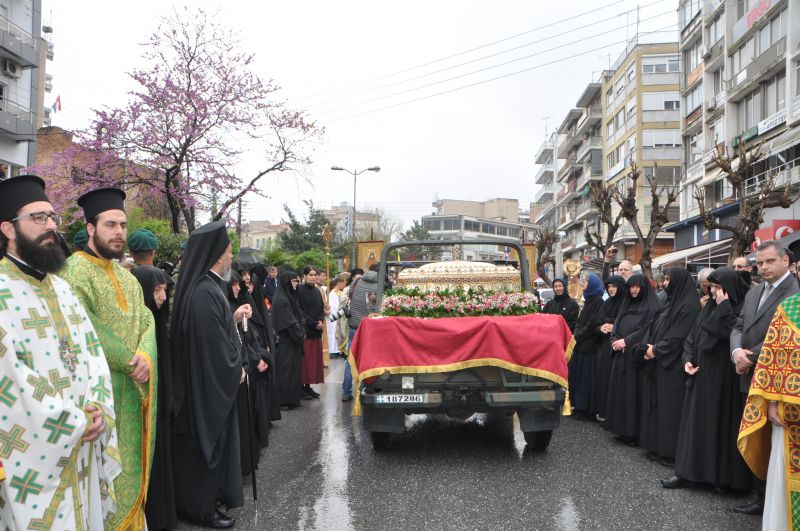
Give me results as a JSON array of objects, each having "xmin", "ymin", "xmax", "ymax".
[
  {"xmin": 0, "ymin": 175, "xmax": 50, "ymax": 221},
  {"xmin": 77, "ymin": 187, "xmax": 126, "ymax": 222}
]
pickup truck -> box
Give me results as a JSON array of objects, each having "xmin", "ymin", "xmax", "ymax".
[{"xmin": 354, "ymin": 240, "xmax": 569, "ymax": 451}]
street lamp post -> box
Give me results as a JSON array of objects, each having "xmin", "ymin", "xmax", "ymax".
[{"xmin": 331, "ymin": 165, "xmax": 381, "ymax": 269}]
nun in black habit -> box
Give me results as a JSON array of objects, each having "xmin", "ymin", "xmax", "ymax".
[
  {"xmin": 568, "ymin": 273, "xmax": 605, "ymax": 417},
  {"xmin": 542, "ymin": 278, "xmax": 580, "ymax": 332},
  {"xmin": 169, "ymin": 221, "xmax": 245, "ymax": 528},
  {"xmin": 636, "ymin": 267, "xmax": 701, "ymax": 464},
  {"xmin": 227, "ymin": 271, "xmax": 262, "ymax": 477},
  {"xmin": 133, "ymin": 265, "xmax": 177, "ymax": 531},
  {"xmin": 662, "ymin": 267, "xmax": 753, "ymax": 491},
  {"xmin": 604, "ymin": 274, "xmax": 661, "ymax": 441},
  {"xmin": 233, "ymin": 261, "xmax": 283, "ymax": 430},
  {"xmin": 271, "ymin": 270, "xmax": 305, "ymax": 408},
  {"xmin": 593, "ymin": 275, "xmax": 627, "ymax": 421}
]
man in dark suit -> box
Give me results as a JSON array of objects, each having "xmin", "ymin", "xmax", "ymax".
[
  {"xmin": 263, "ymin": 266, "xmax": 279, "ymax": 303},
  {"xmin": 730, "ymin": 240, "xmax": 800, "ymax": 515}
]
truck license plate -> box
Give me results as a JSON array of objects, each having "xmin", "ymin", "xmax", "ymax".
[{"xmin": 375, "ymin": 394, "xmax": 424, "ymax": 404}]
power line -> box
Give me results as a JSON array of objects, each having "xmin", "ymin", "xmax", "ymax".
[
  {"xmin": 294, "ymin": 0, "xmax": 644, "ymax": 102},
  {"xmin": 314, "ymin": 10, "xmax": 675, "ymax": 117},
  {"xmin": 325, "ymin": 26, "xmax": 677, "ymax": 123},
  {"xmin": 308, "ymin": 0, "xmax": 668, "ymax": 109}
]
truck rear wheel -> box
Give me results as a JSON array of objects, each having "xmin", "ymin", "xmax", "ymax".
[
  {"xmin": 524, "ymin": 430, "xmax": 552, "ymax": 451},
  {"xmin": 370, "ymin": 431, "xmax": 391, "ymax": 451}
]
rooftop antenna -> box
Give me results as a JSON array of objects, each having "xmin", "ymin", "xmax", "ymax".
[{"xmin": 542, "ymin": 115, "xmax": 551, "ymax": 139}]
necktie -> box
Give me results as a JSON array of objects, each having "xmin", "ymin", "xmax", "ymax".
[{"xmin": 757, "ymin": 283, "xmax": 773, "ymax": 312}]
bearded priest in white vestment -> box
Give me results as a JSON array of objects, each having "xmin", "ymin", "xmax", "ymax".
[{"xmin": 0, "ymin": 175, "xmax": 121, "ymax": 531}]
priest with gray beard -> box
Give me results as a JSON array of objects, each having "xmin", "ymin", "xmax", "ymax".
[{"xmin": 170, "ymin": 221, "xmax": 251, "ymax": 529}]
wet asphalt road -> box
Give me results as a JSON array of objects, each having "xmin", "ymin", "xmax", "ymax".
[{"xmin": 177, "ymin": 359, "xmax": 761, "ymax": 530}]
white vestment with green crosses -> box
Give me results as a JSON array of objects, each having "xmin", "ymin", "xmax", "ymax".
[{"xmin": 0, "ymin": 258, "xmax": 121, "ymax": 531}]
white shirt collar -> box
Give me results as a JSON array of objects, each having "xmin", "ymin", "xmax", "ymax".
[{"xmin": 768, "ymin": 271, "xmax": 792, "ymax": 290}]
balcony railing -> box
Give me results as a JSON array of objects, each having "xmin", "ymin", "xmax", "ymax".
[
  {"xmin": 576, "ymin": 136, "xmax": 602, "ymax": 163},
  {"xmin": 0, "ymin": 15, "xmax": 36, "ymax": 48},
  {"xmin": 744, "ymin": 157, "xmax": 800, "ymax": 197},
  {"xmin": 535, "ymin": 141, "xmax": 554, "ymax": 164},
  {"xmin": 0, "ymin": 98, "xmax": 34, "ymax": 123}
]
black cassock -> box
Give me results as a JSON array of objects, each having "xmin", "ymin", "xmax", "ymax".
[
  {"xmin": 593, "ymin": 276, "xmax": 627, "ymax": 419},
  {"xmin": 605, "ymin": 274, "xmax": 660, "ymax": 439},
  {"xmin": 542, "ymin": 290, "xmax": 580, "ymax": 333},
  {"xmin": 271, "ymin": 271, "xmax": 305, "ymax": 407},
  {"xmin": 133, "ymin": 266, "xmax": 177, "ymax": 531},
  {"xmin": 172, "ymin": 274, "xmax": 244, "ymax": 520},
  {"xmin": 674, "ymin": 268, "xmax": 752, "ymax": 489},
  {"xmin": 637, "ymin": 268, "xmax": 700, "ymax": 460},
  {"xmin": 568, "ymin": 292, "xmax": 604, "ymax": 413}
]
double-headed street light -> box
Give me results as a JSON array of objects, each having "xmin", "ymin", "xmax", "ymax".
[{"xmin": 331, "ymin": 165, "xmax": 381, "ymax": 269}]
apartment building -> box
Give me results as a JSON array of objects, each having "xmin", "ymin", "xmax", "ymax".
[
  {"xmin": 532, "ymin": 132, "xmax": 558, "ymax": 230},
  {"xmin": 240, "ymin": 220, "xmax": 290, "ymax": 251},
  {"xmin": 599, "ymin": 40, "xmax": 683, "ymax": 263},
  {"xmin": 0, "ymin": 0, "xmax": 42, "ymax": 179},
  {"xmin": 320, "ymin": 202, "xmax": 382, "ymax": 239},
  {"xmin": 422, "ymin": 197, "xmax": 537, "ymax": 261},
  {"xmin": 668, "ymin": 0, "xmax": 800, "ymax": 265},
  {"xmin": 554, "ymin": 79, "xmax": 606, "ymax": 261}
]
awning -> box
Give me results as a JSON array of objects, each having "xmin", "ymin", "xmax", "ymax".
[{"xmin": 652, "ymin": 238, "xmax": 731, "ymax": 269}]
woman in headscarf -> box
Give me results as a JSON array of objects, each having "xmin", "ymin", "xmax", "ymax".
[
  {"xmin": 593, "ymin": 275, "xmax": 627, "ymax": 422},
  {"xmin": 132, "ymin": 265, "xmax": 177, "ymax": 530},
  {"xmin": 542, "ymin": 278, "xmax": 580, "ymax": 333},
  {"xmin": 271, "ymin": 270, "xmax": 305, "ymax": 408},
  {"xmin": 604, "ymin": 274, "xmax": 661, "ymax": 442},
  {"xmin": 662, "ymin": 267, "xmax": 753, "ymax": 491},
  {"xmin": 637, "ymin": 267, "xmax": 701, "ymax": 465},
  {"xmin": 568, "ymin": 273, "xmax": 605, "ymax": 418}
]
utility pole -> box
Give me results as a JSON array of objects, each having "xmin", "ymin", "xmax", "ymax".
[{"xmin": 236, "ymin": 198, "xmax": 242, "ymax": 239}]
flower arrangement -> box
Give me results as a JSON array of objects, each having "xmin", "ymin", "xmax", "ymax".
[{"xmin": 381, "ymin": 287, "xmax": 539, "ymax": 318}]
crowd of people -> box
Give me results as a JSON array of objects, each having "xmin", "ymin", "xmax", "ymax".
[
  {"xmin": 4, "ymin": 172, "xmax": 800, "ymax": 530},
  {"xmin": 543, "ymin": 242, "xmax": 800, "ymax": 528},
  {"xmin": 0, "ymin": 175, "xmax": 376, "ymax": 530}
]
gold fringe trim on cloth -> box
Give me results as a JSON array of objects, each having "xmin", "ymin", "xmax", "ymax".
[{"xmin": 114, "ymin": 352, "xmax": 155, "ymax": 530}]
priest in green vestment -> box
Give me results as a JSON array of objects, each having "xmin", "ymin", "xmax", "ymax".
[{"xmin": 60, "ymin": 188, "xmax": 157, "ymax": 531}]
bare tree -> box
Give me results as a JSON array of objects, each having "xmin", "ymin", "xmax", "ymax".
[
  {"xmin": 355, "ymin": 206, "xmax": 404, "ymax": 242},
  {"xmin": 530, "ymin": 226, "xmax": 557, "ymax": 287},
  {"xmin": 585, "ymin": 181, "xmax": 625, "ymax": 257},
  {"xmin": 611, "ymin": 162, "xmax": 679, "ymax": 277},
  {"xmin": 693, "ymin": 142, "xmax": 800, "ymax": 261}
]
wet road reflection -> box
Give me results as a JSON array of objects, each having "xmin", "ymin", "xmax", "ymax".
[{"xmin": 177, "ymin": 359, "xmax": 759, "ymax": 530}]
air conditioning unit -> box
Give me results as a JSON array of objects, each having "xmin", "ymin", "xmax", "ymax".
[
  {"xmin": 707, "ymin": 99, "xmax": 717, "ymax": 111},
  {"xmin": 701, "ymin": 46, "xmax": 711, "ymax": 59},
  {"xmin": 2, "ymin": 60, "xmax": 21, "ymax": 78}
]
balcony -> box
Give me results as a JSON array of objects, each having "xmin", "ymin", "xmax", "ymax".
[
  {"xmin": 643, "ymin": 110, "xmax": 680, "ymax": 123},
  {"xmin": 685, "ymin": 63, "xmax": 703, "ymax": 88},
  {"xmin": 642, "ymin": 146, "xmax": 683, "ymax": 161},
  {"xmin": 533, "ymin": 184, "xmax": 555, "ymax": 204},
  {"xmin": 744, "ymin": 157, "xmax": 800, "ymax": 197},
  {"xmin": 557, "ymin": 130, "xmax": 582, "ymax": 159},
  {"xmin": 582, "ymin": 160, "xmax": 604, "ymax": 180},
  {"xmin": 556, "ymin": 181, "xmax": 578, "ymax": 207},
  {"xmin": 535, "ymin": 141, "xmax": 554, "ymax": 165},
  {"xmin": 727, "ymin": 37, "xmax": 786, "ymax": 99},
  {"xmin": 576, "ymin": 105, "xmax": 602, "ymax": 136},
  {"xmin": 576, "ymin": 136, "xmax": 602, "ymax": 163},
  {"xmin": 0, "ymin": 98, "xmax": 34, "ymax": 139},
  {"xmin": 575, "ymin": 199, "xmax": 597, "ymax": 221},
  {"xmin": 642, "ymin": 72, "xmax": 679, "ymax": 86},
  {"xmin": 558, "ymin": 155, "xmax": 576, "ymax": 182},
  {"xmin": 535, "ymin": 162, "xmax": 554, "ymax": 184},
  {"xmin": 0, "ymin": 16, "xmax": 37, "ymax": 68}
]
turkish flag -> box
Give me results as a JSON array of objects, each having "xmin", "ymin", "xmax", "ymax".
[{"xmin": 772, "ymin": 219, "xmax": 800, "ymax": 240}]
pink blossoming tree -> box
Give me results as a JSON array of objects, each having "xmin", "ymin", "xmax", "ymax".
[{"xmin": 31, "ymin": 8, "xmax": 323, "ymax": 232}]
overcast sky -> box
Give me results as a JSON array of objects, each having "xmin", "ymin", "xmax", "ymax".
[{"xmin": 44, "ymin": 0, "xmax": 677, "ymax": 231}]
